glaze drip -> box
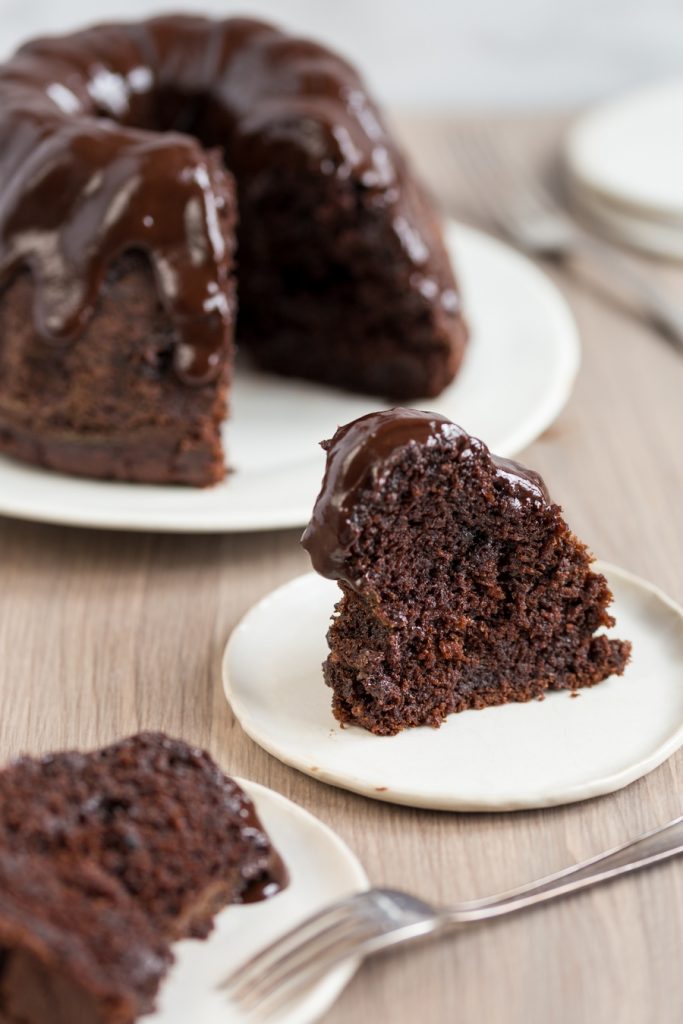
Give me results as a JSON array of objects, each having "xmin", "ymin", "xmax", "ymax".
[
  {"xmin": 301, "ymin": 408, "xmax": 551, "ymax": 583},
  {"xmin": 234, "ymin": 786, "xmax": 289, "ymax": 903}
]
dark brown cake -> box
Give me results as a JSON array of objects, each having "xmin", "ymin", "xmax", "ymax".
[
  {"xmin": 0, "ymin": 852, "xmax": 170, "ymax": 1024},
  {"xmin": 302, "ymin": 409, "xmax": 631, "ymax": 735},
  {"xmin": 0, "ymin": 16, "xmax": 467, "ymax": 486},
  {"xmin": 0, "ymin": 732, "xmax": 286, "ymax": 941},
  {"xmin": 0, "ymin": 732, "xmax": 287, "ymax": 1022}
]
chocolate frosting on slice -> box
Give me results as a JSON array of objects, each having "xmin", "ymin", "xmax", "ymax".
[{"xmin": 301, "ymin": 408, "xmax": 550, "ymax": 583}]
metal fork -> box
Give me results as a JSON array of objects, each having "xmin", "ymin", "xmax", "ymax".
[
  {"xmin": 223, "ymin": 815, "xmax": 683, "ymax": 1021},
  {"xmin": 453, "ymin": 127, "xmax": 683, "ymax": 349}
]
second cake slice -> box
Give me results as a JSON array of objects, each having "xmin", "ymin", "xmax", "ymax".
[{"xmin": 302, "ymin": 408, "xmax": 631, "ymax": 735}]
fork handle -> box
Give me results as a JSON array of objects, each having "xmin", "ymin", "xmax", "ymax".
[
  {"xmin": 445, "ymin": 815, "xmax": 683, "ymax": 926},
  {"xmin": 566, "ymin": 233, "xmax": 683, "ymax": 349}
]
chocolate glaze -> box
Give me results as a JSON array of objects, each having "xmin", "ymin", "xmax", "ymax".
[
  {"xmin": 234, "ymin": 791, "xmax": 288, "ymax": 903},
  {"xmin": 301, "ymin": 408, "xmax": 550, "ymax": 584},
  {"xmin": 0, "ymin": 15, "xmax": 451, "ymax": 385},
  {"xmin": 240, "ymin": 857, "xmax": 288, "ymax": 904}
]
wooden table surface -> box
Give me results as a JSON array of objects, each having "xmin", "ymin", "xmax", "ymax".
[{"xmin": 1, "ymin": 116, "xmax": 683, "ymax": 1024}]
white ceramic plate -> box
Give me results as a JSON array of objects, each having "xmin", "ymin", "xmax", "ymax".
[
  {"xmin": 143, "ymin": 779, "xmax": 368, "ymax": 1024},
  {"xmin": 566, "ymin": 81, "xmax": 683, "ymax": 224},
  {"xmin": 568, "ymin": 175, "xmax": 683, "ymax": 261},
  {"xmin": 0, "ymin": 221, "xmax": 579, "ymax": 532},
  {"xmin": 223, "ymin": 564, "xmax": 683, "ymax": 812}
]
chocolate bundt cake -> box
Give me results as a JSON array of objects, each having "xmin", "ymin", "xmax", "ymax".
[
  {"xmin": 302, "ymin": 409, "xmax": 631, "ymax": 735},
  {"xmin": 0, "ymin": 852, "xmax": 170, "ymax": 1024},
  {"xmin": 0, "ymin": 732, "xmax": 286, "ymax": 940},
  {"xmin": 0, "ymin": 16, "xmax": 467, "ymax": 486}
]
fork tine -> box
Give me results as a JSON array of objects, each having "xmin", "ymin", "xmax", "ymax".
[
  {"xmin": 451, "ymin": 126, "xmax": 576, "ymax": 258},
  {"xmin": 222, "ymin": 892, "xmax": 380, "ymax": 1000},
  {"xmin": 455, "ymin": 127, "xmax": 556, "ymax": 227},
  {"xmin": 234, "ymin": 915, "xmax": 440, "ymax": 1022},
  {"xmin": 228, "ymin": 908, "xmax": 362, "ymax": 1004},
  {"xmin": 452, "ymin": 129, "xmax": 510, "ymax": 221},
  {"xmin": 452, "ymin": 129, "xmax": 536, "ymax": 232},
  {"xmin": 477, "ymin": 124, "xmax": 562, "ymax": 214},
  {"xmin": 222, "ymin": 890, "xmax": 440, "ymax": 1021},
  {"xmin": 235, "ymin": 916, "xmax": 378, "ymax": 1015},
  {"xmin": 219, "ymin": 897, "xmax": 356, "ymax": 994}
]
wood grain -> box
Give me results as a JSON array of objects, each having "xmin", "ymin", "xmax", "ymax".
[{"xmin": 1, "ymin": 115, "xmax": 682, "ymax": 1024}]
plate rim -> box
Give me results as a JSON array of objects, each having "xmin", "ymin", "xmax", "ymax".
[
  {"xmin": 567, "ymin": 175, "xmax": 683, "ymax": 262},
  {"xmin": 0, "ymin": 220, "xmax": 580, "ymax": 533},
  {"xmin": 566, "ymin": 78, "xmax": 683, "ymax": 222},
  {"xmin": 223, "ymin": 562, "xmax": 683, "ymax": 813}
]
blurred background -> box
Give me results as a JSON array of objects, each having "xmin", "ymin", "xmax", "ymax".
[{"xmin": 0, "ymin": 0, "xmax": 681, "ymax": 110}]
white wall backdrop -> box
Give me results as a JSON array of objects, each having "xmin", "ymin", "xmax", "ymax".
[{"xmin": 0, "ymin": 0, "xmax": 681, "ymax": 109}]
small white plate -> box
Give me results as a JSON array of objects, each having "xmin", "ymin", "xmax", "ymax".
[
  {"xmin": 0, "ymin": 221, "xmax": 579, "ymax": 532},
  {"xmin": 566, "ymin": 81, "xmax": 683, "ymax": 225},
  {"xmin": 144, "ymin": 779, "xmax": 368, "ymax": 1024},
  {"xmin": 568, "ymin": 175, "xmax": 683, "ymax": 261},
  {"xmin": 223, "ymin": 564, "xmax": 683, "ymax": 812}
]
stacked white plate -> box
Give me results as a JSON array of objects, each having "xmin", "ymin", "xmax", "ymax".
[{"xmin": 566, "ymin": 80, "xmax": 683, "ymax": 260}]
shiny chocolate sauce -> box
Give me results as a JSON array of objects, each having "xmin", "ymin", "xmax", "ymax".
[
  {"xmin": 234, "ymin": 788, "xmax": 288, "ymax": 903},
  {"xmin": 240, "ymin": 853, "xmax": 289, "ymax": 904},
  {"xmin": 0, "ymin": 15, "xmax": 437, "ymax": 385},
  {"xmin": 301, "ymin": 408, "xmax": 550, "ymax": 583}
]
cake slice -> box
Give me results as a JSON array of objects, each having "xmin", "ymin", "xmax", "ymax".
[
  {"xmin": 0, "ymin": 852, "xmax": 170, "ymax": 1024},
  {"xmin": 0, "ymin": 732, "xmax": 287, "ymax": 1021},
  {"xmin": 0, "ymin": 732, "xmax": 286, "ymax": 940},
  {"xmin": 302, "ymin": 409, "xmax": 631, "ymax": 735}
]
